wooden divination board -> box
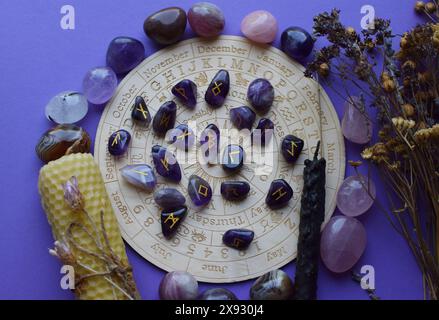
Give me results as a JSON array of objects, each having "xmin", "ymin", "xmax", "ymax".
[{"xmin": 94, "ymin": 36, "xmax": 345, "ymax": 283}]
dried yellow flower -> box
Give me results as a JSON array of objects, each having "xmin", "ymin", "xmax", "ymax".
[
  {"xmin": 383, "ymin": 79, "xmax": 396, "ymax": 92},
  {"xmin": 402, "ymin": 103, "xmax": 415, "ymax": 117},
  {"xmin": 392, "ymin": 117, "xmax": 416, "ymax": 132},
  {"xmin": 348, "ymin": 160, "xmax": 362, "ymax": 167},
  {"xmin": 414, "ymin": 124, "xmax": 439, "ymax": 143},
  {"xmin": 425, "ymin": 2, "xmax": 436, "ymax": 13},
  {"xmin": 415, "ymin": 1, "xmax": 425, "ymax": 13}
]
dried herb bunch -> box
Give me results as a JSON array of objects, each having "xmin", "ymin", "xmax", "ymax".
[{"xmin": 305, "ymin": 9, "xmax": 439, "ymax": 299}]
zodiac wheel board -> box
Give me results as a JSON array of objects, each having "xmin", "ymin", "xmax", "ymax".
[{"xmin": 94, "ymin": 35, "xmax": 345, "ymax": 283}]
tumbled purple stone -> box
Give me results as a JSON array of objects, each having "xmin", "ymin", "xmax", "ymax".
[
  {"xmin": 106, "ymin": 36, "xmax": 145, "ymax": 75},
  {"xmin": 221, "ymin": 181, "xmax": 250, "ymax": 201},
  {"xmin": 120, "ymin": 164, "xmax": 156, "ymax": 192},
  {"xmin": 151, "ymin": 145, "xmax": 182, "ymax": 182},
  {"xmin": 222, "ymin": 145, "xmax": 245, "ymax": 171},
  {"xmin": 341, "ymin": 97, "xmax": 373, "ymax": 144},
  {"xmin": 281, "ymin": 135, "xmax": 304, "ymax": 164},
  {"xmin": 161, "ymin": 206, "xmax": 188, "ymax": 239},
  {"xmin": 230, "ymin": 106, "xmax": 256, "ymax": 130},
  {"xmin": 265, "ymin": 179, "xmax": 293, "ymax": 209},
  {"xmin": 337, "ymin": 175, "xmax": 376, "ymax": 217},
  {"xmin": 154, "ymin": 188, "xmax": 186, "ymax": 210},
  {"xmin": 152, "ymin": 101, "xmax": 177, "ymax": 136},
  {"xmin": 320, "ymin": 216, "xmax": 367, "ymax": 273},
  {"xmin": 252, "ymin": 118, "xmax": 274, "ymax": 146},
  {"xmin": 200, "ymin": 123, "xmax": 220, "ymax": 163},
  {"xmin": 131, "ymin": 96, "xmax": 152, "ymax": 127},
  {"xmin": 166, "ymin": 124, "xmax": 195, "ymax": 151},
  {"xmin": 205, "ymin": 69, "xmax": 230, "ymax": 108},
  {"xmin": 172, "ymin": 79, "xmax": 197, "ymax": 108},
  {"xmin": 159, "ymin": 271, "xmax": 198, "ymax": 300},
  {"xmin": 108, "ymin": 129, "xmax": 131, "ymax": 156},
  {"xmin": 83, "ymin": 66, "xmax": 118, "ymax": 105},
  {"xmin": 281, "ymin": 26, "xmax": 314, "ymax": 60},
  {"xmin": 247, "ymin": 78, "xmax": 275, "ymax": 113},
  {"xmin": 198, "ymin": 288, "xmax": 237, "ymax": 300},
  {"xmin": 188, "ymin": 2, "xmax": 225, "ymax": 38},
  {"xmin": 223, "ymin": 229, "xmax": 254, "ymax": 250},
  {"xmin": 188, "ymin": 175, "xmax": 212, "ymax": 206}
]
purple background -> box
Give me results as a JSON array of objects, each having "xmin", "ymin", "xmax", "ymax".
[{"xmin": 0, "ymin": 0, "xmax": 426, "ymax": 299}]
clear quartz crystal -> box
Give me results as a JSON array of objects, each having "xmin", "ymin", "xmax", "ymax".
[{"xmin": 45, "ymin": 91, "xmax": 88, "ymax": 124}]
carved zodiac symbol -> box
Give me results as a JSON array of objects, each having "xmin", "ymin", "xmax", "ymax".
[{"xmin": 191, "ymin": 230, "xmax": 207, "ymax": 243}]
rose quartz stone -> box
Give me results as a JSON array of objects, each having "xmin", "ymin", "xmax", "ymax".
[
  {"xmin": 341, "ymin": 97, "xmax": 373, "ymax": 144},
  {"xmin": 337, "ymin": 175, "xmax": 376, "ymax": 217},
  {"xmin": 320, "ymin": 216, "xmax": 367, "ymax": 273},
  {"xmin": 241, "ymin": 10, "xmax": 278, "ymax": 44}
]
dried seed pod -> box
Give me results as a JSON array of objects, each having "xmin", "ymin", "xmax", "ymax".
[
  {"xmin": 402, "ymin": 103, "xmax": 415, "ymax": 117},
  {"xmin": 392, "ymin": 117, "xmax": 416, "ymax": 132},
  {"xmin": 415, "ymin": 1, "xmax": 425, "ymax": 13},
  {"xmin": 415, "ymin": 124, "xmax": 439, "ymax": 143},
  {"xmin": 383, "ymin": 79, "xmax": 396, "ymax": 92},
  {"xmin": 318, "ymin": 63, "xmax": 330, "ymax": 77}
]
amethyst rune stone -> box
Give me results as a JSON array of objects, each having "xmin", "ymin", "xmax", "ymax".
[
  {"xmin": 161, "ymin": 206, "xmax": 188, "ymax": 239},
  {"xmin": 83, "ymin": 67, "xmax": 118, "ymax": 105},
  {"xmin": 152, "ymin": 101, "xmax": 177, "ymax": 136},
  {"xmin": 151, "ymin": 145, "xmax": 182, "ymax": 182},
  {"xmin": 172, "ymin": 79, "xmax": 197, "ymax": 108},
  {"xmin": 337, "ymin": 175, "xmax": 376, "ymax": 217},
  {"xmin": 200, "ymin": 123, "xmax": 220, "ymax": 163},
  {"xmin": 223, "ymin": 229, "xmax": 254, "ymax": 250},
  {"xmin": 131, "ymin": 96, "xmax": 151, "ymax": 126},
  {"xmin": 198, "ymin": 288, "xmax": 237, "ymax": 300},
  {"xmin": 205, "ymin": 69, "xmax": 230, "ymax": 108},
  {"xmin": 281, "ymin": 26, "xmax": 314, "ymax": 60},
  {"xmin": 154, "ymin": 188, "xmax": 186, "ymax": 210},
  {"xmin": 247, "ymin": 78, "xmax": 275, "ymax": 113},
  {"xmin": 281, "ymin": 135, "xmax": 304, "ymax": 164},
  {"xmin": 143, "ymin": 7, "xmax": 187, "ymax": 45},
  {"xmin": 188, "ymin": 2, "xmax": 225, "ymax": 38},
  {"xmin": 221, "ymin": 181, "xmax": 250, "ymax": 201},
  {"xmin": 230, "ymin": 106, "xmax": 256, "ymax": 130},
  {"xmin": 265, "ymin": 179, "xmax": 293, "ymax": 209},
  {"xmin": 252, "ymin": 118, "xmax": 274, "ymax": 146},
  {"xmin": 166, "ymin": 124, "xmax": 195, "ymax": 151},
  {"xmin": 222, "ymin": 145, "xmax": 245, "ymax": 171},
  {"xmin": 106, "ymin": 36, "xmax": 145, "ymax": 75},
  {"xmin": 108, "ymin": 129, "xmax": 131, "ymax": 156},
  {"xmin": 159, "ymin": 271, "xmax": 199, "ymax": 300},
  {"xmin": 320, "ymin": 216, "xmax": 367, "ymax": 273},
  {"xmin": 120, "ymin": 164, "xmax": 156, "ymax": 192},
  {"xmin": 341, "ymin": 97, "xmax": 373, "ymax": 144},
  {"xmin": 188, "ymin": 175, "xmax": 212, "ymax": 206}
]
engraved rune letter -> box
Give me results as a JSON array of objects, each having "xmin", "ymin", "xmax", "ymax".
[
  {"xmin": 111, "ymin": 132, "xmax": 121, "ymax": 146},
  {"xmin": 287, "ymin": 141, "xmax": 298, "ymax": 157},
  {"xmin": 212, "ymin": 82, "xmax": 223, "ymax": 96},
  {"xmin": 272, "ymin": 187, "xmax": 287, "ymax": 200},
  {"xmin": 198, "ymin": 185, "xmax": 209, "ymax": 197},
  {"xmin": 164, "ymin": 213, "xmax": 179, "ymax": 229},
  {"xmin": 175, "ymin": 87, "xmax": 187, "ymax": 99},
  {"xmin": 136, "ymin": 104, "xmax": 149, "ymax": 119},
  {"xmin": 160, "ymin": 158, "xmax": 169, "ymax": 171},
  {"xmin": 160, "ymin": 114, "xmax": 171, "ymax": 126}
]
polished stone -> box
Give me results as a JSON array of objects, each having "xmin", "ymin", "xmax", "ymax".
[
  {"xmin": 161, "ymin": 206, "xmax": 188, "ymax": 239},
  {"xmin": 152, "ymin": 101, "xmax": 177, "ymax": 136},
  {"xmin": 247, "ymin": 78, "xmax": 274, "ymax": 113},
  {"xmin": 222, "ymin": 229, "xmax": 254, "ymax": 250},
  {"xmin": 106, "ymin": 36, "xmax": 145, "ymax": 75},
  {"xmin": 154, "ymin": 188, "xmax": 186, "ymax": 210},
  {"xmin": 172, "ymin": 79, "xmax": 197, "ymax": 108},
  {"xmin": 36, "ymin": 124, "xmax": 91, "ymax": 163},
  {"xmin": 281, "ymin": 135, "xmax": 304, "ymax": 164},
  {"xmin": 143, "ymin": 7, "xmax": 187, "ymax": 45},
  {"xmin": 250, "ymin": 269, "xmax": 294, "ymax": 300},
  {"xmin": 159, "ymin": 271, "xmax": 198, "ymax": 300},
  {"xmin": 108, "ymin": 129, "xmax": 131, "ymax": 156},
  {"xmin": 151, "ymin": 145, "xmax": 182, "ymax": 182},
  {"xmin": 221, "ymin": 181, "xmax": 250, "ymax": 201},
  {"xmin": 120, "ymin": 164, "xmax": 156, "ymax": 192},
  {"xmin": 320, "ymin": 216, "xmax": 367, "ymax": 273},
  {"xmin": 200, "ymin": 123, "xmax": 220, "ymax": 164},
  {"xmin": 131, "ymin": 96, "xmax": 152, "ymax": 127},
  {"xmin": 222, "ymin": 145, "xmax": 245, "ymax": 171},
  {"xmin": 205, "ymin": 69, "xmax": 230, "ymax": 108},
  {"xmin": 83, "ymin": 66, "xmax": 118, "ymax": 105},
  {"xmin": 342, "ymin": 97, "xmax": 373, "ymax": 144},
  {"xmin": 188, "ymin": 2, "xmax": 225, "ymax": 37},
  {"xmin": 45, "ymin": 91, "xmax": 88, "ymax": 124},
  {"xmin": 281, "ymin": 26, "xmax": 314, "ymax": 60},
  {"xmin": 265, "ymin": 179, "xmax": 293, "ymax": 209},
  {"xmin": 188, "ymin": 175, "xmax": 212, "ymax": 206},
  {"xmin": 166, "ymin": 124, "xmax": 195, "ymax": 151},
  {"xmin": 337, "ymin": 175, "xmax": 376, "ymax": 217},
  {"xmin": 198, "ymin": 288, "xmax": 237, "ymax": 300},
  {"xmin": 230, "ymin": 106, "xmax": 256, "ymax": 130},
  {"xmin": 241, "ymin": 10, "xmax": 278, "ymax": 44},
  {"xmin": 252, "ymin": 118, "xmax": 274, "ymax": 146}
]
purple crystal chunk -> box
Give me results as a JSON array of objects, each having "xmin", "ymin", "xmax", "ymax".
[
  {"xmin": 222, "ymin": 229, "xmax": 254, "ymax": 250},
  {"xmin": 160, "ymin": 206, "xmax": 188, "ymax": 239},
  {"xmin": 166, "ymin": 124, "xmax": 195, "ymax": 151},
  {"xmin": 188, "ymin": 2, "xmax": 225, "ymax": 38},
  {"xmin": 252, "ymin": 118, "xmax": 274, "ymax": 146},
  {"xmin": 159, "ymin": 271, "xmax": 198, "ymax": 300},
  {"xmin": 106, "ymin": 36, "xmax": 145, "ymax": 75},
  {"xmin": 83, "ymin": 66, "xmax": 118, "ymax": 105},
  {"xmin": 198, "ymin": 288, "xmax": 237, "ymax": 300},
  {"xmin": 154, "ymin": 188, "xmax": 186, "ymax": 210},
  {"xmin": 205, "ymin": 69, "xmax": 230, "ymax": 108},
  {"xmin": 320, "ymin": 216, "xmax": 367, "ymax": 273},
  {"xmin": 152, "ymin": 101, "xmax": 177, "ymax": 136},
  {"xmin": 247, "ymin": 78, "xmax": 274, "ymax": 113},
  {"xmin": 281, "ymin": 135, "xmax": 304, "ymax": 164},
  {"xmin": 341, "ymin": 97, "xmax": 373, "ymax": 144},
  {"xmin": 222, "ymin": 145, "xmax": 244, "ymax": 171},
  {"xmin": 151, "ymin": 145, "xmax": 182, "ymax": 182},
  {"xmin": 337, "ymin": 175, "xmax": 376, "ymax": 217},
  {"xmin": 131, "ymin": 96, "xmax": 152, "ymax": 126},
  {"xmin": 120, "ymin": 164, "xmax": 156, "ymax": 192},
  {"xmin": 200, "ymin": 123, "xmax": 220, "ymax": 163},
  {"xmin": 230, "ymin": 106, "xmax": 256, "ymax": 130},
  {"xmin": 265, "ymin": 179, "xmax": 293, "ymax": 209},
  {"xmin": 172, "ymin": 79, "xmax": 197, "ymax": 108},
  {"xmin": 281, "ymin": 26, "xmax": 314, "ymax": 60},
  {"xmin": 221, "ymin": 181, "xmax": 250, "ymax": 201},
  {"xmin": 188, "ymin": 175, "xmax": 212, "ymax": 206},
  {"xmin": 108, "ymin": 129, "xmax": 131, "ymax": 156}
]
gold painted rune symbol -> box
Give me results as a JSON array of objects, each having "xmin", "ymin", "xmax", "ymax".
[
  {"xmin": 160, "ymin": 157, "xmax": 169, "ymax": 171},
  {"xmin": 175, "ymin": 87, "xmax": 187, "ymax": 99},
  {"xmin": 212, "ymin": 81, "xmax": 223, "ymax": 96},
  {"xmin": 272, "ymin": 187, "xmax": 287, "ymax": 200},
  {"xmin": 229, "ymin": 150, "xmax": 240, "ymax": 163},
  {"xmin": 287, "ymin": 141, "xmax": 298, "ymax": 157},
  {"xmin": 177, "ymin": 130, "xmax": 191, "ymax": 140},
  {"xmin": 232, "ymin": 238, "xmax": 244, "ymax": 248},
  {"xmin": 160, "ymin": 114, "xmax": 171, "ymax": 126},
  {"xmin": 198, "ymin": 185, "xmax": 209, "ymax": 197},
  {"xmin": 111, "ymin": 132, "xmax": 121, "ymax": 146},
  {"xmin": 164, "ymin": 213, "xmax": 179, "ymax": 229},
  {"xmin": 136, "ymin": 104, "xmax": 149, "ymax": 119},
  {"xmin": 132, "ymin": 169, "xmax": 147, "ymax": 176}
]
